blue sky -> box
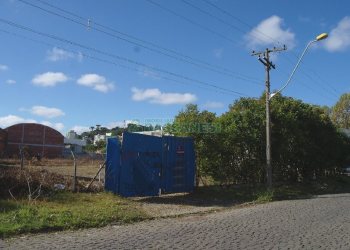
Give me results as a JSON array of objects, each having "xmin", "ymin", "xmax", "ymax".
[{"xmin": 0, "ymin": 0, "xmax": 349, "ymax": 134}]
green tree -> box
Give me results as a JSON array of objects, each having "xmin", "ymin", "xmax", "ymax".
[
  {"xmin": 84, "ymin": 144, "xmax": 96, "ymax": 153},
  {"xmin": 331, "ymin": 93, "xmax": 350, "ymax": 128},
  {"xmin": 95, "ymin": 140, "xmax": 106, "ymax": 153},
  {"xmin": 168, "ymin": 96, "xmax": 350, "ymax": 186},
  {"xmin": 270, "ymin": 95, "xmax": 346, "ymax": 181},
  {"xmin": 215, "ymin": 97, "xmax": 266, "ymax": 184},
  {"xmin": 165, "ymin": 104, "xmax": 218, "ymax": 182}
]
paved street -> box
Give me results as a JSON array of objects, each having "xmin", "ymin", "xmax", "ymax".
[{"xmin": 2, "ymin": 193, "xmax": 350, "ymax": 249}]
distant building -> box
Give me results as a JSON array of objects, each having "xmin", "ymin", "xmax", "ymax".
[
  {"xmin": 66, "ymin": 130, "xmax": 78, "ymax": 140},
  {"xmin": 5, "ymin": 123, "xmax": 64, "ymax": 158},
  {"xmin": 64, "ymin": 130, "xmax": 86, "ymax": 154}
]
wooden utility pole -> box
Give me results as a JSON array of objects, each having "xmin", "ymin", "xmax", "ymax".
[{"xmin": 251, "ymin": 46, "xmax": 287, "ymax": 188}]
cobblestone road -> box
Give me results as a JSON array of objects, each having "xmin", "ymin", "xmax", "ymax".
[{"xmin": 2, "ymin": 193, "xmax": 350, "ymax": 249}]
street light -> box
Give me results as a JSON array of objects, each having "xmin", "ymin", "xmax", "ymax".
[
  {"xmin": 266, "ymin": 32, "xmax": 328, "ymax": 188},
  {"xmin": 269, "ymin": 33, "xmax": 328, "ymax": 99}
]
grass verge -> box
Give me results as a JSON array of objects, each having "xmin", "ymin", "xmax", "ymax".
[
  {"xmin": 1, "ymin": 176, "xmax": 349, "ymax": 238},
  {"xmin": 192, "ymin": 175, "xmax": 350, "ymax": 204},
  {"xmin": 0, "ymin": 192, "xmax": 148, "ymax": 238}
]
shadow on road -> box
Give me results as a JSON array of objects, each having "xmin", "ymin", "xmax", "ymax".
[{"xmin": 133, "ymin": 185, "xmax": 259, "ymax": 208}]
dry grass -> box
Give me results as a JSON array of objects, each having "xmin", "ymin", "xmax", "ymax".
[
  {"xmin": 0, "ymin": 162, "xmax": 147, "ymax": 238},
  {"xmin": 0, "ymin": 157, "xmax": 105, "ymax": 179}
]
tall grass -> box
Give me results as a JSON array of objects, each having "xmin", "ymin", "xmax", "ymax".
[{"xmin": 0, "ymin": 192, "xmax": 148, "ymax": 238}]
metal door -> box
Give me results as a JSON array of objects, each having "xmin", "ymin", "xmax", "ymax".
[
  {"xmin": 119, "ymin": 132, "xmax": 162, "ymax": 197},
  {"xmin": 105, "ymin": 138, "xmax": 121, "ymax": 194},
  {"xmin": 161, "ymin": 136, "xmax": 196, "ymax": 193}
]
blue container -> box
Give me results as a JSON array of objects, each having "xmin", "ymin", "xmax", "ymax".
[{"xmin": 105, "ymin": 132, "xmax": 196, "ymax": 197}]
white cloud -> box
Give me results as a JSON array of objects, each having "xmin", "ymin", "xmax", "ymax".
[
  {"xmin": 203, "ymin": 101, "xmax": 224, "ymax": 109},
  {"xmin": 47, "ymin": 47, "xmax": 83, "ymax": 62},
  {"xmin": 131, "ymin": 87, "xmax": 197, "ymax": 105},
  {"xmin": 0, "ymin": 115, "xmax": 64, "ymax": 131},
  {"xmin": 105, "ymin": 121, "xmax": 125, "ymax": 129},
  {"xmin": 106, "ymin": 120, "xmax": 140, "ymax": 129},
  {"xmin": 0, "ymin": 115, "xmax": 36, "ymax": 128},
  {"xmin": 6, "ymin": 79, "xmax": 16, "ymax": 84},
  {"xmin": 70, "ymin": 125, "xmax": 91, "ymax": 134},
  {"xmin": 77, "ymin": 74, "xmax": 114, "ymax": 93},
  {"xmin": 245, "ymin": 15, "xmax": 295, "ymax": 49},
  {"xmin": 213, "ymin": 48, "xmax": 223, "ymax": 59},
  {"xmin": 27, "ymin": 106, "xmax": 65, "ymax": 119},
  {"xmin": 40, "ymin": 121, "xmax": 64, "ymax": 131},
  {"xmin": 324, "ymin": 16, "xmax": 350, "ymax": 52},
  {"xmin": 0, "ymin": 64, "xmax": 9, "ymax": 71},
  {"xmin": 32, "ymin": 72, "xmax": 68, "ymax": 87},
  {"xmin": 125, "ymin": 120, "xmax": 140, "ymax": 125}
]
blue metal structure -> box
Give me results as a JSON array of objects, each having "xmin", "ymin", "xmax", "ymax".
[
  {"xmin": 105, "ymin": 132, "xmax": 196, "ymax": 197},
  {"xmin": 105, "ymin": 138, "xmax": 121, "ymax": 194},
  {"xmin": 161, "ymin": 136, "xmax": 195, "ymax": 194},
  {"xmin": 120, "ymin": 132, "xmax": 162, "ymax": 196}
]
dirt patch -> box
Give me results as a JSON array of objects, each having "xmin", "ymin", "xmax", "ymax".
[
  {"xmin": 132, "ymin": 193, "xmax": 238, "ymax": 217},
  {"xmin": 0, "ymin": 158, "xmax": 105, "ymax": 179}
]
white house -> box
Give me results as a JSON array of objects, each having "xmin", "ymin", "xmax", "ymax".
[{"xmin": 64, "ymin": 130, "xmax": 87, "ymax": 154}]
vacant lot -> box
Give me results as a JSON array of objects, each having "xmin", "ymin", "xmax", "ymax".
[
  {"xmin": 1, "ymin": 158, "xmax": 350, "ymax": 239},
  {"xmin": 0, "ymin": 158, "xmax": 105, "ymax": 179}
]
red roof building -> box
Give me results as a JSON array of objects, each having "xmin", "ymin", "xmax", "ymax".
[{"xmin": 5, "ymin": 123, "xmax": 64, "ymax": 158}]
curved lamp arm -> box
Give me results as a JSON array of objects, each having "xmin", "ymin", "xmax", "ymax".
[{"xmin": 269, "ymin": 33, "xmax": 328, "ymax": 100}]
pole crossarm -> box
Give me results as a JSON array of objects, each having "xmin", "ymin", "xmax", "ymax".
[{"xmin": 251, "ymin": 45, "xmax": 287, "ymax": 57}]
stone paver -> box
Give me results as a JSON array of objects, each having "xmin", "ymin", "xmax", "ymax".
[{"xmin": 2, "ymin": 193, "xmax": 350, "ymax": 249}]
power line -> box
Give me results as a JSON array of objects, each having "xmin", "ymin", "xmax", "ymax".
[
  {"xmin": 17, "ymin": 0, "xmax": 262, "ymax": 86},
  {"xmin": 146, "ymin": 0, "xmax": 338, "ymax": 101},
  {"xmin": 32, "ymin": 0, "xmax": 248, "ymax": 77},
  {"xmin": 30, "ymin": 0, "xmax": 338, "ymax": 98},
  {"xmin": 0, "ymin": 27, "xmax": 238, "ymax": 96},
  {"xmin": 144, "ymin": 0, "xmax": 238, "ymax": 44},
  {"xmin": 200, "ymin": 0, "xmax": 283, "ymax": 47},
  {"xmin": 15, "ymin": 0, "xmax": 337, "ymax": 101},
  {"xmin": 181, "ymin": 0, "xmax": 248, "ymax": 35},
  {"xmin": 293, "ymin": 64, "xmax": 340, "ymax": 98},
  {"xmin": 196, "ymin": 0, "xmax": 339, "ymax": 97},
  {"xmin": 271, "ymin": 67, "xmax": 338, "ymax": 101},
  {"xmin": 306, "ymin": 68, "xmax": 340, "ymax": 95},
  {"xmin": 0, "ymin": 18, "xmax": 248, "ymax": 97}
]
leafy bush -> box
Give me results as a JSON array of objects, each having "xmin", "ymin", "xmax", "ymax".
[{"xmin": 168, "ymin": 95, "xmax": 350, "ymax": 185}]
